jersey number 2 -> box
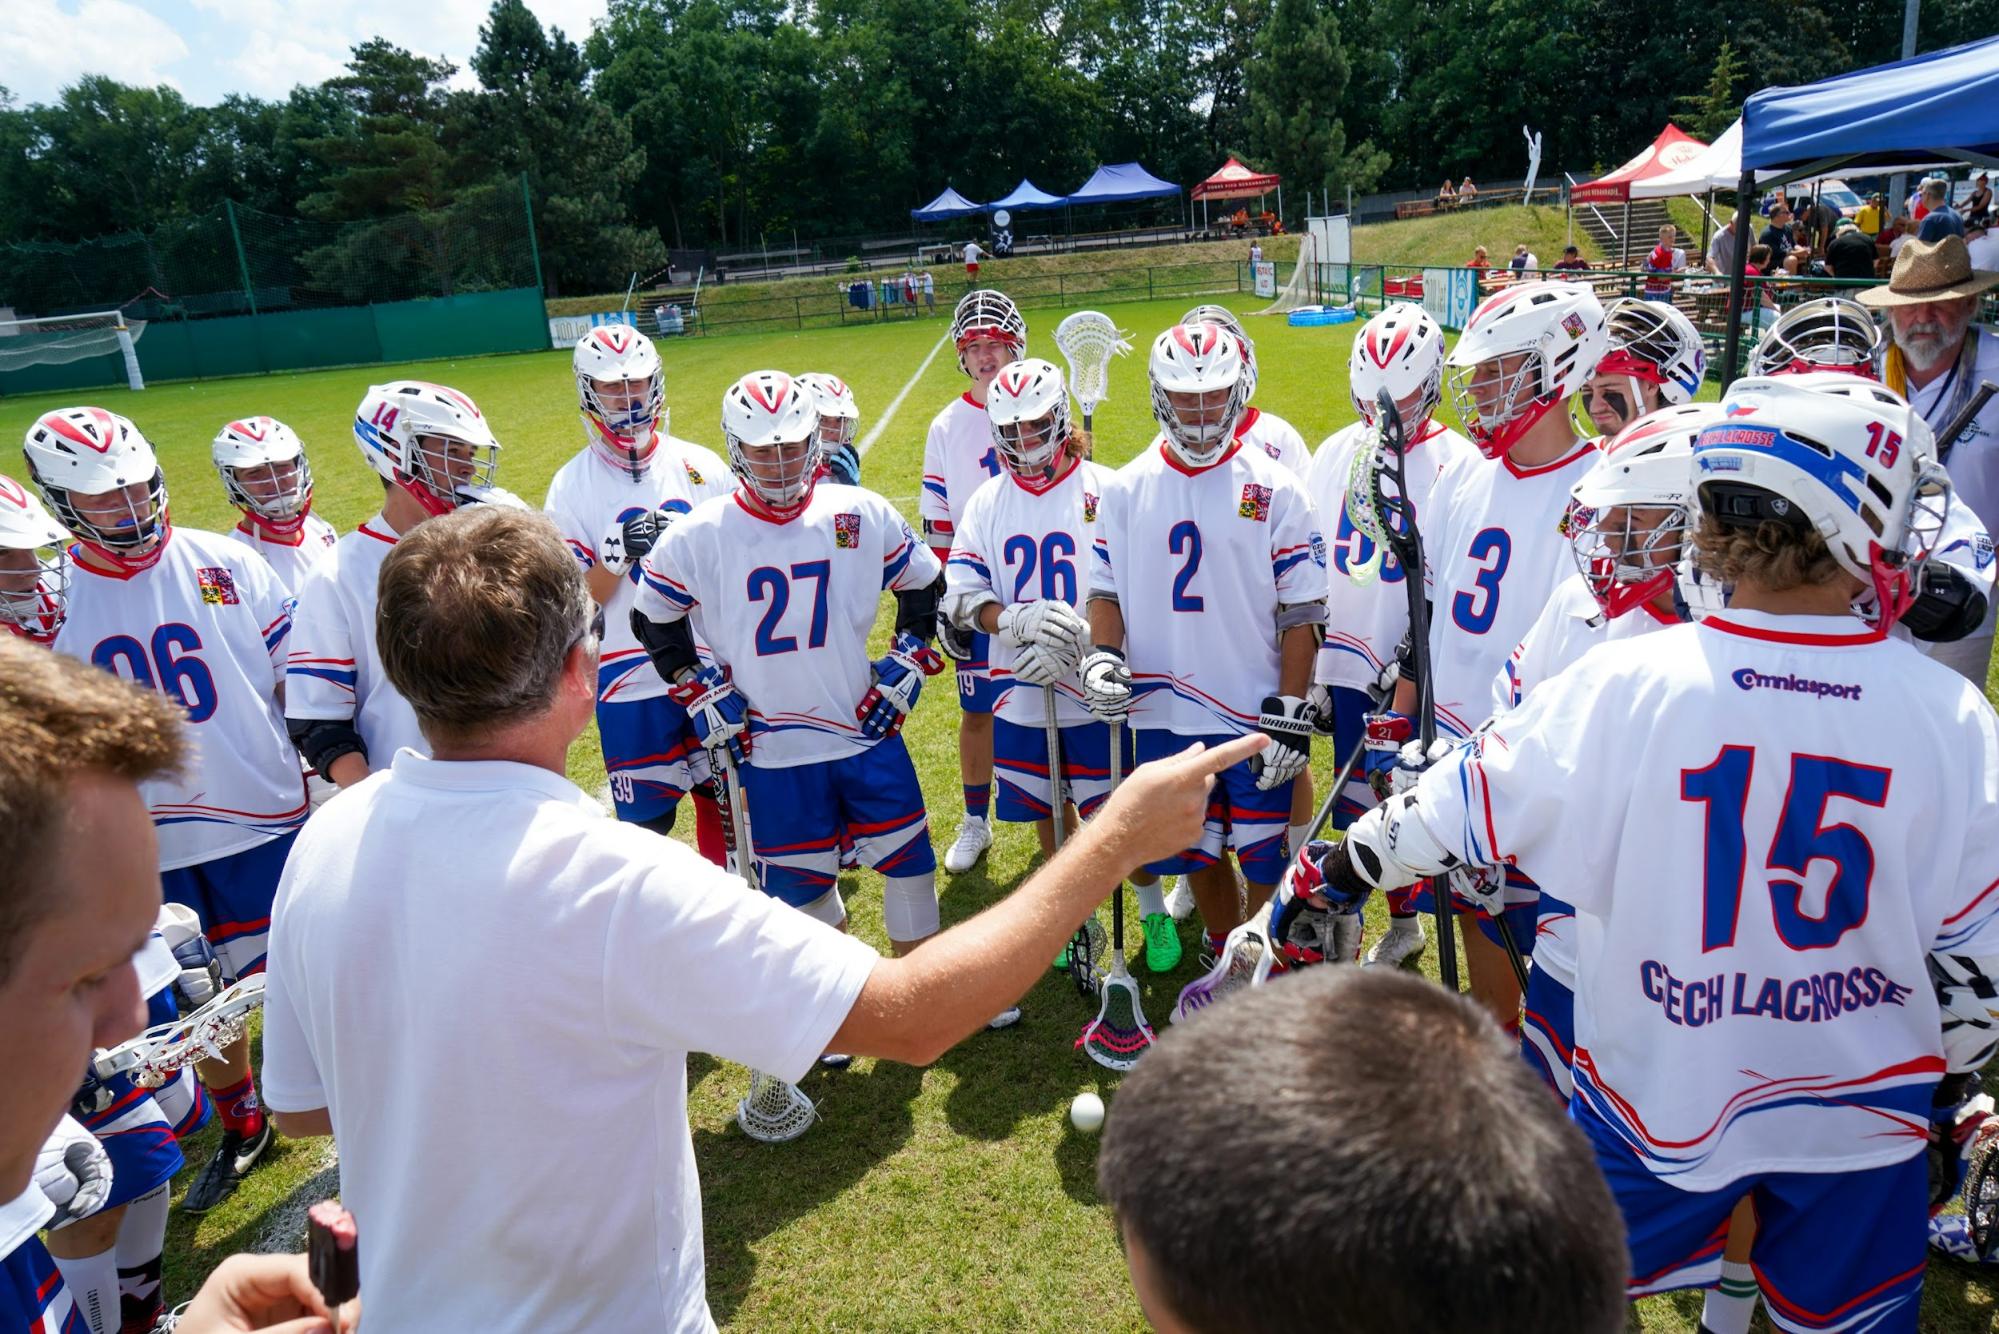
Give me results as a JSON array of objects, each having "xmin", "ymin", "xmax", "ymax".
[
  {"xmin": 1168, "ymin": 521, "xmax": 1204, "ymax": 611},
  {"xmin": 93, "ymin": 624, "xmax": 218, "ymax": 722},
  {"xmin": 749, "ymin": 560, "xmax": 831, "ymax": 655},
  {"xmin": 1680, "ymin": 746, "xmax": 1890, "ymax": 952}
]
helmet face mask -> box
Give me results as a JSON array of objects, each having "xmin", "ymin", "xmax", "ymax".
[
  {"xmin": 797, "ymin": 373, "xmax": 860, "ymax": 457},
  {"xmin": 1445, "ymin": 282, "xmax": 1609, "ymax": 458},
  {"xmin": 1447, "ymin": 350, "xmax": 1546, "ymax": 454},
  {"xmin": 987, "ymin": 358, "xmax": 1073, "ymax": 478},
  {"xmin": 1149, "ymin": 322, "xmax": 1248, "ymax": 468},
  {"xmin": 1568, "ymin": 402, "xmax": 1716, "ymax": 618},
  {"xmin": 1572, "ymin": 501, "xmax": 1689, "ymax": 617},
  {"xmin": 353, "ymin": 382, "xmax": 503, "ymax": 516},
  {"xmin": 1748, "ymin": 297, "xmax": 1883, "ymax": 378},
  {"xmin": 0, "ymin": 477, "xmax": 70, "ymax": 643},
  {"xmin": 212, "ymin": 417, "xmax": 313, "ymax": 530},
  {"xmin": 23, "ymin": 408, "xmax": 171, "ymax": 568},
  {"xmin": 574, "ymin": 327, "xmax": 665, "ymax": 479},
  {"xmin": 951, "ymin": 290, "xmax": 1027, "ymax": 379}
]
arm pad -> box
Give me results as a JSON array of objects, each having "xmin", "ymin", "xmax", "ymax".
[
  {"xmin": 894, "ymin": 573, "xmax": 943, "ymax": 643},
  {"xmin": 1276, "ymin": 600, "xmax": 1328, "ymax": 631},
  {"xmin": 286, "ymin": 716, "xmax": 366, "ymax": 780},
  {"xmin": 631, "ymin": 608, "xmax": 700, "ymax": 683},
  {"xmin": 1902, "ymin": 562, "xmax": 1988, "ymax": 643}
]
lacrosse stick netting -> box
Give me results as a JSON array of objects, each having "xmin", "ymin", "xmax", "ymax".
[
  {"xmin": 92, "ymin": 975, "xmax": 266, "ymax": 1088},
  {"xmin": 1054, "ymin": 311, "xmax": 1133, "ymax": 424}
]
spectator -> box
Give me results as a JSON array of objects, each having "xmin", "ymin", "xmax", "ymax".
[
  {"xmin": 1744, "ymin": 243, "xmax": 1780, "ymax": 330},
  {"xmin": 1968, "ymin": 172, "xmax": 1994, "ymax": 220},
  {"xmin": 1467, "ymin": 244, "xmax": 1489, "ymax": 273},
  {"xmin": 1642, "ymin": 224, "xmax": 1680, "ymax": 301},
  {"xmin": 1552, "ymin": 243, "xmax": 1590, "ymax": 271},
  {"xmin": 1797, "ymin": 193, "xmax": 1840, "ymax": 253},
  {"xmin": 1459, "ymin": 176, "xmax": 1479, "ymax": 205},
  {"xmin": 1509, "ymin": 244, "xmax": 1539, "ymax": 274},
  {"xmin": 1249, "ymin": 239, "xmax": 1264, "ymax": 266},
  {"xmin": 1856, "ymin": 191, "xmax": 1887, "ymax": 238},
  {"xmin": 1917, "ymin": 179, "xmax": 1965, "ymax": 242},
  {"xmin": 1098, "ymin": 967, "xmax": 1629, "ymax": 1334},
  {"xmin": 1437, "ymin": 178, "xmax": 1457, "ymax": 210},
  {"xmin": 1911, "ymin": 177, "xmax": 1936, "ymax": 222},
  {"xmin": 1759, "ymin": 201, "xmax": 1798, "ymax": 273},
  {"xmin": 962, "ymin": 238, "xmax": 983, "ymax": 280},
  {"xmin": 1825, "ymin": 217, "xmax": 1878, "ymax": 280},
  {"xmin": 1706, "ymin": 214, "xmax": 1741, "ymax": 274},
  {"xmin": 1966, "ymin": 217, "xmax": 1999, "ymax": 273},
  {"xmin": 921, "ymin": 269, "xmax": 936, "ymax": 313}
]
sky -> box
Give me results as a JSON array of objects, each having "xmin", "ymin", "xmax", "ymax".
[{"xmin": 0, "ymin": 0, "xmax": 611, "ymax": 107}]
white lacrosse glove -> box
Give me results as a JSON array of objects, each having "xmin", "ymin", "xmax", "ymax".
[
  {"xmin": 1305, "ymin": 682, "xmax": 1340, "ymax": 737},
  {"xmin": 1250, "ymin": 694, "xmax": 1313, "ymax": 790},
  {"xmin": 1448, "ymin": 864, "xmax": 1507, "ymax": 917},
  {"xmin": 36, "ymin": 1118, "xmax": 111, "ymax": 1228},
  {"xmin": 600, "ymin": 507, "xmax": 675, "ymax": 578},
  {"xmin": 995, "ymin": 600, "xmax": 1089, "ymax": 668},
  {"xmin": 1079, "ymin": 647, "xmax": 1133, "ymax": 719},
  {"xmin": 1012, "ymin": 642, "xmax": 1067, "ymax": 688},
  {"xmin": 158, "ymin": 902, "xmax": 219, "ymax": 1008}
]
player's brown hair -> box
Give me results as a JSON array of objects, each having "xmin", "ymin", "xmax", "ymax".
[
  {"xmin": 376, "ymin": 506, "xmax": 595, "ymax": 747},
  {"xmin": 0, "ymin": 637, "xmax": 184, "ymax": 984},
  {"xmin": 1067, "ymin": 426, "xmax": 1093, "ymax": 462},
  {"xmin": 1693, "ymin": 510, "xmax": 1843, "ymax": 591}
]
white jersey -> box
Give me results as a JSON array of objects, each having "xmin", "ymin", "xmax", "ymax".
[
  {"xmin": 56, "ymin": 528, "xmax": 306, "ymax": 870},
  {"xmin": 945, "ymin": 456, "xmax": 1114, "ymax": 727},
  {"xmin": 544, "ymin": 437, "xmax": 731, "ymax": 705},
  {"xmin": 1091, "ymin": 438, "xmax": 1329, "ymax": 736},
  {"xmin": 920, "ymin": 393, "xmax": 1003, "ymax": 548},
  {"xmin": 285, "ymin": 513, "xmax": 427, "ymax": 767},
  {"xmin": 225, "ymin": 513, "xmax": 338, "ymax": 597},
  {"xmin": 1310, "ymin": 419, "xmax": 1476, "ymax": 693},
  {"xmin": 1414, "ymin": 610, "xmax": 1999, "ymax": 1189},
  {"xmin": 1907, "ymin": 327, "xmax": 1999, "ymax": 536},
  {"xmin": 1235, "ymin": 406, "xmax": 1310, "ymax": 476},
  {"xmin": 634, "ymin": 485, "xmax": 941, "ymax": 768},
  {"xmin": 1423, "ymin": 438, "xmax": 1600, "ymax": 738}
]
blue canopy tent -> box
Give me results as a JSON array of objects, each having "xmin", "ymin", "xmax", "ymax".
[
  {"xmin": 988, "ymin": 179, "xmax": 1066, "ymax": 212},
  {"xmin": 1718, "ymin": 34, "xmax": 1999, "ymax": 381},
  {"xmin": 910, "ymin": 187, "xmax": 987, "ymax": 221},
  {"xmin": 1063, "ymin": 162, "xmax": 1182, "ymax": 204}
]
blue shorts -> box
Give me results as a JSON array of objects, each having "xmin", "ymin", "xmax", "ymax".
[
  {"xmin": 1519, "ymin": 943, "xmax": 1576, "ymax": 1099},
  {"xmin": 0, "ymin": 1236, "xmax": 84, "ymax": 1334},
  {"xmin": 955, "ymin": 631, "xmax": 999, "ymax": 714},
  {"xmin": 1134, "ymin": 729, "xmax": 1291, "ymax": 885},
  {"xmin": 72, "ymin": 1073, "xmax": 183, "ymax": 1209},
  {"xmin": 1576, "ymin": 1099, "xmax": 1928, "ymax": 1326},
  {"xmin": 992, "ymin": 717, "xmax": 1127, "ymax": 823},
  {"xmin": 1323, "ymin": 685, "xmax": 1374, "ymax": 832},
  {"xmin": 596, "ymin": 693, "xmax": 700, "ymax": 824},
  {"xmin": 738, "ymin": 737, "xmax": 934, "ymax": 906},
  {"xmin": 159, "ymin": 829, "xmax": 296, "ymax": 981},
  {"xmin": 1407, "ymin": 865, "xmax": 1539, "ymax": 956}
]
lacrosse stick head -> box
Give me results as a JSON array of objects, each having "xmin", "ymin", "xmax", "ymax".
[
  {"xmin": 736, "ymin": 1069, "xmax": 817, "ymax": 1143},
  {"xmin": 91, "ymin": 975, "xmax": 266, "ymax": 1088},
  {"xmin": 1078, "ymin": 967, "xmax": 1155, "ymax": 1071},
  {"xmin": 1067, "ymin": 915, "xmax": 1108, "ymax": 999},
  {"xmin": 1171, "ymin": 907, "xmax": 1280, "ymax": 1023},
  {"xmin": 1054, "ymin": 310, "xmax": 1132, "ymax": 419}
]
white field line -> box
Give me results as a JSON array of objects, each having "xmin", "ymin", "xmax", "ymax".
[{"xmin": 858, "ymin": 328, "xmax": 952, "ymax": 457}]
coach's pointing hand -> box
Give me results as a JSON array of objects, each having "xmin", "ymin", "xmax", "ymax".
[{"xmin": 1096, "ymin": 733, "xmax": 1270, "ymax": 869}]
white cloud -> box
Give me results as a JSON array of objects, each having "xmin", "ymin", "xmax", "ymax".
[{"xmin": 0, "ymin": 0, "xmax": 192, "ymax": 103}]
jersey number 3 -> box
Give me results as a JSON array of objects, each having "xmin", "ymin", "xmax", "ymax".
[
  {"xmin": 1450, "ymin": 529, "xmax": 1510, "ymax": 634},
  {"xmin": 93, "ymin": 625, "xmax": 218, "ymax": 722},
  {"xmin": 1680, "ymin": 746, "xmax": 1890, "ymax": 952}
]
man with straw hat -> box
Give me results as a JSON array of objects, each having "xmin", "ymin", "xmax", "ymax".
[{"xmin": 1862, "ymin": 234, "xmax": 1999, "ymax": 680}]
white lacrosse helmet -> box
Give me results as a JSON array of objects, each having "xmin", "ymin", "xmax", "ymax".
[
  {"xmin": 1568, "ymin": 403, "xmax": 1720, "ymax": 619},
  {"xmin": 1693, "ymin": 376, "xmax": 1948, "ymax": 629},
  {"xmin": 1349, "ymin": 302, "xmax": 1446, "ymax": 428},
  {"xmin": 1593, "ymin": 298, "xmax": 1708, "ymax": 409},
  {"xmin": 1748, "ymin": 297, "xmax": 1883, "ymax": 378},
  {"xmin": 22, "ymin": 406, "xmax": 170, "ymax": 568},
  {"xmin": 797, "ymin": 373, "xmax": 860, "ymax": 453},
  {"xmin": 212, "ymin": 417, "xmax": 313, "ymax": 532},
  {"xmin": 1149, "ymin": 322, "xmax": 1249, "ymax": 468},
  {"xmin": 987, "ymin": 358, "xmax": 1073, "ymax": 478},
  {"xmin": 1445, "ymin": 281, "xmax": 1608, "ymax": 459},
  {"xmin": 0, "ymin": 474, "xmax": 70, "ymax": 644},
  {"xmin": 951, "ymin": 289, "xmax": 1026, "ymax": 375},
  {"xmin": 573, "ymin": 325, "xmax": 665, "ymax": 479},
  {"xmin": 1182, "ymin": 304, "xmax": 1257, "ymax": 398},
  {"xmin": 352, "ymin": 381, "xmax": 503, "ymax": 517},
  {"xmin": 721, "ymin": 370, "xmax": 821, "ymax": 514}
]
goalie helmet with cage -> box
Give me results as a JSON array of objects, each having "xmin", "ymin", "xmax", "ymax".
[
  {"xmin": 1568, "ymin": 402, "xmax": 1721, "ymax": 619},
  {"xmin": 797, "ymin": 372, "xmax": 860, "ymax": 454},
  {"xmin": 986, "ymin": 358, "xmax": 1073, "ymax": 479},
  {"xmin": 951, "ymin": 289, "xmax": 1027, "ymax": 375},
  {"xmin": 1445, "ymin": 281, "xmax": 1609, "ymax": 459},
  {"xmin": 352, "ymin": 381, "xmax": 503, "ymax": 517},
  {"xmin": 1694, "ymin": 375, "xmax": 1950, "ymax": 629},
  {"xmin": 1149, "ymin": 321, "xmax": 1249, "ymax": 468},
  {"xmin": 722, "ymin": 370, "xmax": 822, "ymax": 516},
  {"xmin": 22, "ymin": 406, "xmax": 171, "ymax": 572},
  {"xmin": 1182, "ymin": 303, "xmax": 1258, "ymax": 398},
  {"xmin": 212, "ymin": 417, "xmax": 314, "ymax": 533},
  {"xmin": 1748, "ymin": 296, "xmax": 1884, "ymax": 378},
  {"xmin": 0, "ymin": 474, "xmax": 70, "ymax": 645},
  {"xmin": 1348, "ymin": 301, "xmax": 1446, "ymax": 427},
  {"xmin": 573, "ymin": 325, "xmax": 666, "ymax": 480}
]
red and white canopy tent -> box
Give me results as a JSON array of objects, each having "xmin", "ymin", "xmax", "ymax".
[
  {"xmin": 1568, "ymin": 124, "xmax": 1711, "ymax": 265},
  {"xmin": 1193, "ymin": 156, "xmax": 1282, "ymax": 227}
]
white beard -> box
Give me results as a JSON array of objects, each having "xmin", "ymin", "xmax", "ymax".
[{"xmin": 1894, "ymin": 311, "xmax": 1973, "ymax": 372}]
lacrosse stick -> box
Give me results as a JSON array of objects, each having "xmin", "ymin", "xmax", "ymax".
[
  {"xmin": 1077, "ymin": 721, "xmax": 1154, "ymax": 1068},
  {"xmin": 91, "ymin": 975, "xmax": 265, "ymax": 1088},
  {"xmin": 713, "ymin": 743, "xmax": 819, "ymax": 1143},
  {"xmin": 1051, "ymin": 686, "xmax": 1107, "ymax": 996},
  {"xmin": 1171, "ymin": 892, "xmax": 1280, "ymax": 1023},
  {"xmin": 1054, "ymin": 310, "xmax": 1133, "ymax": 432}
]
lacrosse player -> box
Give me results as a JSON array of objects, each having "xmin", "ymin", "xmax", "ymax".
[
  {"xmin": 286, "ymin": 380, "xmax": 520, "ymax": 790},
  {"xmin": 1373, "ymin": 281, "xmax": 1607, "ymax": 1026},
  {"xmin": 0, "ymin": 475, "xmax": 69, "ymax": 648},
  {"xmin": 545, "ymin": 327, "xmax": 733, "ymax": 854},
  {"xmin": 1748, "ymin": 295, "xmax": 1884, "ymax": 377},
  {"xmin": 212, "ymin": 416, "xmax": 338, "ymax": 595},
  {"xmin": 1309, "ymin": 376, "xmax": 1998, "ymax": 1326},
  {"xmin": 26, "ymin": 407, "xmax": 304, "ymax": 1215},
  {"xmin": 1577, "ymin": 297, "xmax": 1706, "ymax": 439},
  {"xmin": 923, "ymin": 289, "xmax": 1027, "ymax": 874},
  {"xmin": 1081, "ymin": 322, "xmax": 1328, "ymax": 956},
  {"xmin": 1303, "ymin": 303, "xmax": 1473, "ymax": 967},
  {"xmin": 800, "ymin": 372, "xmax": 863, "ymax": 486}
]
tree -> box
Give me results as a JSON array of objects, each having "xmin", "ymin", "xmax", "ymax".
[
  {"xmin": 1677, "ymin": 40, "xmax": 1745, "ymax": 143},
  {"xmin": 1243, "ymin": 0, "xmax": 1382, "ymax": 204},
  {"xmin": 298, "ymin": 40, "xmax": 463, "ymax": 220}
]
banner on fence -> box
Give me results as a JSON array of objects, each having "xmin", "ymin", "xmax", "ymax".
[
  {"xmin": 1422, "ymin": 267, "xmax": 1479, "ymax": 331},
  {"xmin": 1252, "ymin": 261, "xmax": 1277, "ymax": 299},
  {"xmin": 548, "ymin": 309, "xmax": 636, "ymax": 349}
]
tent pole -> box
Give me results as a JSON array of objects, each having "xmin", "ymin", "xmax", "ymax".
[
  {"xmin": 1277, "ymin": 183, "xmax": 1284, "ymax": 223},
  {"xmin": 1700, "ymin": 189, "xmax": 1714, "ymax": 267},
  {"xmin": 1718, "ymin": 171, "xmax": 1757, "ymax": 387},
  {"xmin": 1620, "ymin": 198, "xmax": 1631, "ymax": 267}
]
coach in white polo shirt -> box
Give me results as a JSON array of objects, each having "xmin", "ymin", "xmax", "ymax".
[{"xmin": 259, "ymin": 505, "xmax": 1254, "ymax": 1332}]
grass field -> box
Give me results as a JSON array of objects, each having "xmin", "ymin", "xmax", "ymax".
[{"xmin": 4, "ymin": 297, "xmax": 1995, "ymax": 1332}]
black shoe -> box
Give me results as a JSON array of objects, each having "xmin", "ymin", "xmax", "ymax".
[{"xmin": 180, "ymin": 1120, "xmax": 274, "ymax": 1214}]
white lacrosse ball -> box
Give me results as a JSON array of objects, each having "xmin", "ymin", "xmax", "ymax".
[{"xmin": 1070, "ymin": 1091, "xmax": 1106, "ymax": 1134}]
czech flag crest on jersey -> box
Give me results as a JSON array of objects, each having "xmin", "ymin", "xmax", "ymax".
[
  {"xmin": 1239, "ymin": 483, "xmax": 1272, "ymax": 522},
  {"xmin": 834, "ymin": 512, "xmax": 861, "ymax": 549},
  {"xmin": 196, "ymin": 567, "xmax": 240, "ymax": 605}
]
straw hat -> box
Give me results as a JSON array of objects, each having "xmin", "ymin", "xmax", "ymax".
[{"xmin": 1857, "ymin": 236, "xmax": 1999, "ymax": 307}]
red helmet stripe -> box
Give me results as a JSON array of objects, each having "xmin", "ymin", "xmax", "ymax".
[
  {"xmin": 0, "ymin": 477, "xmax": 27, "ymax": 507},
  {"xmin": 227, "ymin": 419, "xmax": 266, "ymax": 440},
  {"xmin": 45, "ymin": 409, "xmax": 114, "ymax": 453},
  {"xmin": 745, "ymin": 374, "xmax": 791, "ymax": 414}
]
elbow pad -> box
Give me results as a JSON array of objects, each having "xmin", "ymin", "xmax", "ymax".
[
  {"xmin": 630, "ymin": 608, "xmax": 700, "ymax": 683},
  {"xmin": 1276, "ymin": 600, "xmax": 1327, "ymax": 632},
  {"xmin": 941, "ymin": 583, "xmax": 998, "ymax": 635},
  {"xmin": 1902, "ymin": 562, "xmax": 1988, "ymax": 643},
  {"xmin": 1931, "ymin": 949, "xmax": 1999, "ymax": 1074},
  {"xmin": 287, "ymin": 716, "xmax": 366, "ymax": 781},
  {"xmin": 894, "ymin": 574, "xmax": 943, "ymax": 643}
]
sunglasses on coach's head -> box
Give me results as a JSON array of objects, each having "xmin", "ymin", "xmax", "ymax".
[{"xmin": 571, "ymin": 604, "xmax": 607, "ymax": 651}]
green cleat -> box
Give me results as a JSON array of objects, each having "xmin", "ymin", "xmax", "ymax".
[{"xmin": 1141, "ymin": 912, "xmax": 1183, "ymax": 973}]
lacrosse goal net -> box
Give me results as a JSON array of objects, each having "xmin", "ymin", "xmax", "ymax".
[
  {"xmin": 1252, "ymin": 232, "xmax": 1318, "ymax": 318},
  {"xmin": 0, "ymin": 311, "xmax": 146, "ymax": 389}
]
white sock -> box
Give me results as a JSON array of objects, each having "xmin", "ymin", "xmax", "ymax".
[
  {"xmin": 1135, "ymin": 881, "xmax": 1167, "ymax": 918},
  {"xmin": 1700, "ymin": 1260, "xmax": 1758, "ymax": 1334},
  {"xmin": 53, "ymin": 1242, "xmax": 118, "ymax": 1334},
  {"xmin": 1289, "ymin": 821, "xmax": 1315, "ymax": 853},
  {"xmin": 116, "ymin": 1186, "xmax": 170, "ymax": 1327}
]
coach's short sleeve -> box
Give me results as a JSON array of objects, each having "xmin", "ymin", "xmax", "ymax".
[{"xmin": 601, "ymin": 841, "xmax": 880, "ymax": 1081}]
